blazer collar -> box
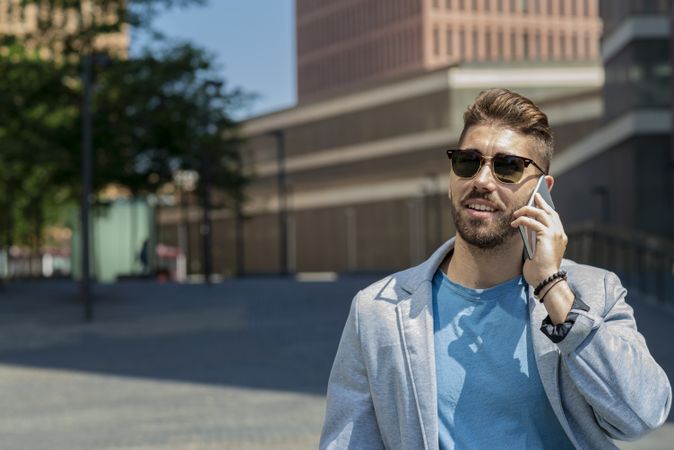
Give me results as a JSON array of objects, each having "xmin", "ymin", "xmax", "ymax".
[{"xmin": 398, "ymin": 238, "xmax": 455, "ymax": 295}]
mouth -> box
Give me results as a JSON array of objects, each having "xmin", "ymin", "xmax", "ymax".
[{"xmin": 463, "ymin": 201, "xmax": 499, "ymax": 218}]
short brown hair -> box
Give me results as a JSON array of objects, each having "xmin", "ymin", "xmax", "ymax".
[{"xmin": 459, "ymin": 88, "xmax": 553, "ymax": 172}]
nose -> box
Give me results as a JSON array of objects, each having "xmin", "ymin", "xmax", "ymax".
[{"xmin": 473, "ymin": 161, "xmax": 497, "ymax": 190}]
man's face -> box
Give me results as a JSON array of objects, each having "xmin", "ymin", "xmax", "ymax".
[{"xmin": 448, "ymin": 124, "xmax": 548, "ymax": 250}]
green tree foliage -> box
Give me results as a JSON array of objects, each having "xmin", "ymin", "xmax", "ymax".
[
  {"xmin": 93, "ymin": 43, "xmax": 249, "ymax": 197},
  {"xmin": 0, "ymin": 0, "xmax": 250, "ymax": 252},
  {"xmin": 0, "ymin": 45, "xmax": 75, "ymax": 252}
]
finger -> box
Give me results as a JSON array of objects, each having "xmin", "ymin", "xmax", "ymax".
[
  {"xmin": 512, "ymin": 205, "xmax": 552, "ymax": 227},
  {"xmin": 533, "ymin": 194, "xmax": 565, "ymax": 228},
  {"xmin": 511, "ymin": 216, "xmax": 546, "ymax": 232},
  {"xmin": 534, "ymin": 193, "xmax": 554, "ymax": 213}
]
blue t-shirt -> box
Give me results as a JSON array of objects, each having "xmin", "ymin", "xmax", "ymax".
[{"xmin": 432, "ymin": 269, "xmax": 575, "ymax": 450}]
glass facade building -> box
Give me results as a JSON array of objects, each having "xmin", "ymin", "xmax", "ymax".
[{"xmin": 573, "ymin": 0, "xmax": 673, "ymax": 236}]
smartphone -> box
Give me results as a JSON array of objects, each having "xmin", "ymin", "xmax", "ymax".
[{"xmin": 519, "ymin": 176, "xmax": 555, "ymax": 260}]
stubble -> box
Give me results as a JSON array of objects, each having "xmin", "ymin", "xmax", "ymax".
[{"xmin": 450, "ymin": 192, "xmax": 524, "ymax": 249}]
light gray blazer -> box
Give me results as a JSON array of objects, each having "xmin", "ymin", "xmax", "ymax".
[{"xmin": 320, "ymin": 238, "xmax": 672, "ymax": 450}]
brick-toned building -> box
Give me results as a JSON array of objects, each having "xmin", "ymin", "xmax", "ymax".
[
  {"xmin": 157, "ymin": 63, "xmax": 603, "ymax": 276},
  {"xmin": 0, "ymin": 0, "xmax": 129, "ymax": 58},
  {"xmin": 157, "ymin": 1, "xmax": 607, "ymax": 278},
  {"xmin": 297, "ymin": 0, "xmax": 602, "ymax": 102}
]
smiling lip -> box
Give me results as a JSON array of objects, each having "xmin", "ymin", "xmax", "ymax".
[
  {"xmin": 463, "ymin": 200, "xmax": 499, "ymax": 214},
  {"xmin": 462, "ymin": 199, "xmax": 499, "ymax": 220}
]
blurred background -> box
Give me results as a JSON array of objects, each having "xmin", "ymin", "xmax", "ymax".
[
  {"xmin": 0, "ymin": 1, "xmax": 672, "ymax": 449},
  {"xmin": 0, "ymin": 0, "xmax": 671, "ymax": 295}
]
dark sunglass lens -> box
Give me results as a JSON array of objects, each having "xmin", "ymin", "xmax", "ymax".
[
  {"xmin": 493, "ymin": 155, "xmax": 525, "ymax": 183},
  {"xmin": 451, "ymin": 152, "xmax": 481, "ymax": 178}
]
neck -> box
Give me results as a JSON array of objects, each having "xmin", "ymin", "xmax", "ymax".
[{"xmin": 443, "ymin": 235, "xmax": 523, "ymax": 289}]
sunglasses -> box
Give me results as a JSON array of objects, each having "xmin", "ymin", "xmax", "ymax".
[{"xmin": 445, "ymin": 149, "xmax": 547, "ymax": 184}]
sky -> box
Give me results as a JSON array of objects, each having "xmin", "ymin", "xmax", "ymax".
[{"xmin": 134, "ymin": 0, "xmax": 296, "ymax": 119}]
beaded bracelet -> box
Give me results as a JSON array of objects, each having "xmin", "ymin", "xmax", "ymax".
[
  {"xmin": 533, "ymin": 270, "xmax": 567, "ymax": 297},
  {"xmin": 539, "ymin": 278, "xmax": 566, "ymax": 303}
]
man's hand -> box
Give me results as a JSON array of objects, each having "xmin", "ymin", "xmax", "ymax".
[
  {"xmin": 511, "ymin": 193, "xmax": 567, "ymax": 286},
  {"xmin": 511, "ymin": 193, "xmax": 574, "ymax": 324}
]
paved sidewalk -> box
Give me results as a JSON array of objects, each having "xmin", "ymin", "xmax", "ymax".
[
  {"xmin": 0, "ymin": 277, "xmax": 671, "ymax": 449},
  {"xmin": 0, "ymin": 277, "xmax": 374, "ymax": 450}
]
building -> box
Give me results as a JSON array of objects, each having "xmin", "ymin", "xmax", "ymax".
[
  {"xmin": 550, "ymin": 0, "xmax": 672, "ymax": 236},
  {"xmin": 297, "ymin": 0, "xmax": 602, "ymax": 102},
  {"xmin": 156, "ymin": 2, "xmax": 609, "ymax": 277},
  {"xmin": 156, "ymin": 62, "xmax": 603, "ymax": 276},
  {"xmin": 0, "ymin": 0, "xmax": 129, "ymax": 58}
]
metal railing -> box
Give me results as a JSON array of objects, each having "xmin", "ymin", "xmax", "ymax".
[{"xmin": 565, "ymin": 223, "xmax": 674, "ymax": 306}]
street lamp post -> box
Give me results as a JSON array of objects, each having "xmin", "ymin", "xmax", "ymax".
[
  {"xmin": 274, "ymin": 130, "xmax": 288, "ymax": 276},
  {"xmin": 198, "ymin": 80, "xmax": 222, "ymax": 284},
  {"xmin": 81, "ymin": 53, "xmax": 93, "ymax": 321},
  {"xmin": 234, "ymin": 157, "xmax": 245, "ymax": 278},
  {"xmin": 173, "ymin": 170, "xmax": 199, "ymax": 282},
  {"xmin": 80, "ymin": 52, "xmax": 110, "ymax": 321},
  {"xmin": 200, "ymin": 152, "xmax": 212, "ymax": 284}
]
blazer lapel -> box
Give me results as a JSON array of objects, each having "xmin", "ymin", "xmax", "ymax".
[
  {"xmin": 396, "ymin": 281, "xmax": 438, "ymax": 450},
  {"xmin": 389, "ymin": 238, "xmax": 451, "ymax": 450}
]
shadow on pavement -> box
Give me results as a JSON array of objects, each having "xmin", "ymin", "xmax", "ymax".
[
  {"xmin": 0, "ymin": 278, "xmax": 377, "ymax": 396},
  {"xmin": 0, "ymin": 277, "xmax": 672, "ymax": 422}
]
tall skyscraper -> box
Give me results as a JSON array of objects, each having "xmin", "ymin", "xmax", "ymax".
[{"xmin": 297, "ymin": 0, "xmax": 602, "ymax": 102}]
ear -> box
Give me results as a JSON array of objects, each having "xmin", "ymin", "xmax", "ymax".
[{"xmin": 545, "ymin": 175, "xmax": 554, "ymax": 192}]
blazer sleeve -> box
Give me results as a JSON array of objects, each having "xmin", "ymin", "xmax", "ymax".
[
  {"xmin": 319, "ymin": 293, "xmax": 385, "ymax": 450},
  {"xmin": 556, "ymin": 271, "xmax": 672, "ymax": 441}
]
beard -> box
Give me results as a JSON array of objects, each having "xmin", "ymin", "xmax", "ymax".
[{"xmin": 450, "ymin": 191, "xmax": 523, "ymax": 249}]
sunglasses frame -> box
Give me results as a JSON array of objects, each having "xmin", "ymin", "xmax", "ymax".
[{"xmin": 445, "ymin": 148, "xmax": 547, "ymax": 184}]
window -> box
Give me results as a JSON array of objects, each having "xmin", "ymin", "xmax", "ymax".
[
  {"xmin": 523, "ymin": 31, "xmax": 530, "ymax": 59},
  {"xmin": 560, "ymin": 32, "xmax": 566, "ymax": 59},
  {"xmin": 446, "ymin": 27, "xmax": 453, "ymax": 55},
  {"xmin": 497, "ymin": 30, "xmax": 504, "ymax": 59},
  {"xmin": 459, "ymin": 28, "xmax": 466, "ymax": 60},
  {"xmin": 511, "ymin": 31, "xmax": 517, "ymax": 58},
  {"xmin": 433, "ymin": 26, "xmax": 440, "ymax": 55},
  {"xmin": 473, "ymin": 29, "xmax": 479, "ymax": 59},
  {"xmin": 485, "ymin": 30, "xmax": 492, "ymax": 58},
  {"xmin": 571, "ymin": 33, "xmax": 578, "ymax": 59},
  {"xmin": 548, "ymin": 32, "xmax": 554, "ymax": 59}
]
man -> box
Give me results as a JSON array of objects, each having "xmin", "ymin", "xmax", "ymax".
[{"xmin": 320, "ymin": 89, "xmax": 671, "ymax": 449}]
